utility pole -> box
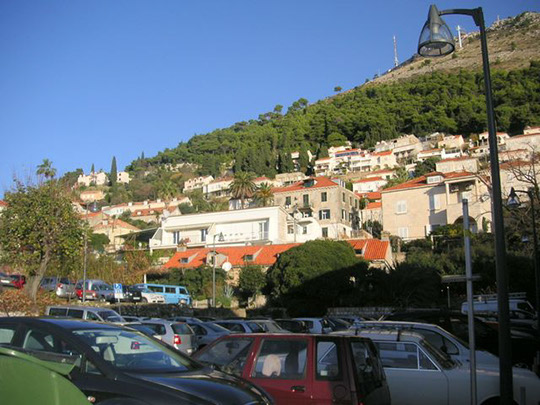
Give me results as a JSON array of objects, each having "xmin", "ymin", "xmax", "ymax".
[{"xmin": 456, "ymin": 25, "xmax": 463, "ymax": 49}]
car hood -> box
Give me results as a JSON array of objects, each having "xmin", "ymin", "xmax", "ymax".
[{"xmin": 129, "ymin": 368, "xmax": 270, "ymax": 404}]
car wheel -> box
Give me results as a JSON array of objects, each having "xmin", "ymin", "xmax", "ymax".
[
  {"xmin": 98, "ymin": 296, "xmax": 107, "ymax": 302},
  {"xmin": 141, "ymin": 297, "xmax": 148, "ymax": 303}
]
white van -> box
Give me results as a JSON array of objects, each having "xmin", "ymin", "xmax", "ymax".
[{"xmin": 461, "ymin": 293, "xmax": 535, "ymax": 316}]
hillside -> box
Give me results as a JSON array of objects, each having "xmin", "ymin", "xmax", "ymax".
[
  {"xmin": 372, "ymin": 12, "xmax": 540, "ymax": 85},
  {"xmin": 127, "ymin": 12, "xmax": 540, "ymax": 182}
]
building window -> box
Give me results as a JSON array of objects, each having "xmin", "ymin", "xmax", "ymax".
[
  {"xmin": 173, "ymin": 231, "xmax": 181, "ymax": 244},
  {"xmin": 285, "ymin": 196, "xmax": 291, "ymax": 206},
  {"xmin": 342, "ymin": 192, "xmax": 345, "ymax": 202},
  {"xmin": 321, "ymin": 192, "xmax": 327, "ymax": 202},
  {"xmin": 355, "ymin": 200, "xmax": 358, "ymax": 209},
  {"xmin": 429, "ymin": 194, "xmax": 440, "ymax": 211},
  {"xmin": 244, "ymin": 255, "xmax": 254, "ymax": 262},
  {"xmin": 201, "ymin": 229, "xmax": 208, "ymax": 242},
  {"xmin": 342, "ymin": 209, "xmax": 346, "ymax": 220},
  {"xmin": 322, "ymin": 227, "xmax": 328, "ymax": 238},
  {"xmin": 303, "ymin": 194, "xmax": 309, "ymax": 206},
  {"xmin": 287, "ymin": 225, "xmax": 294, "ymax": 234},
  {"xmin": 349, "ymin": 196, "xmax": 353, "ymax": 205},
  {"xmin": 319, "ymin": 209, "xmax": 331, "ymax": 220},
  {"xmin": 398, "ymin": 227, "xmax": 409, "ymax": 239},
  {"xmin": 302, "ymin": 226, "xmax": 308, "ymax": 234},
  {"xmin": 180, "ymin": 258, "xmax": 189, "ymax": 264},
  {"xmin": 396, "ymin": 200, "xmax": 407, "ymax": 214}
]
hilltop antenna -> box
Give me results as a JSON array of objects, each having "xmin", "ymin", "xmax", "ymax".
[
  {"xmin": 393, "ymin": 35, "xmax": 399, "ymax": 67},
  {"xmin": 456, "ymin": 25, "xmax": 463, "ymax": 48}
]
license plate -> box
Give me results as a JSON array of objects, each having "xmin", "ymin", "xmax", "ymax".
[{"xmin": 133, "ymin": 297, "xmax": 141, "ymax": 301}]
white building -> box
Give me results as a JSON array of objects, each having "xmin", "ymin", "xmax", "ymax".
[
  {"xmin": 203, "ymin": 177, "xmax": 233, "ymax": 198},
  {"xmin": 117, "ymin": 171, "xmax": 131, "ymax": 184},
  {"xmin": 77, "ymin": 171, "xmax": 109, "ymax": 187},
  {"xmin": 183, "ymin": 175, "xmax": 214, "ymax": 193},
  {"xmin": 149, "ymin": 206, "xmax": 290, "ymax": 251},
  {"xmin": 352, "ymin": 177, "xmax": 387, "ymax": 193}
]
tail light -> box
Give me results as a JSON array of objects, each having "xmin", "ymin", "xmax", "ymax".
[
  {"xmin": 92, "ymin": 291, "xmax": 97, "ymax": 297},
  {"xmin": 173, "ymin": 334, "xmax": 182, "ymax": 345}
]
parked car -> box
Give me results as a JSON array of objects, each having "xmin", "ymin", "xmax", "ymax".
[
  {"xmin": 140, "ymin": 319, "xmax": 197, "ymax": 355},
  {"xmin": 110, "ymin": 285, "xmax": 143, "ymax": 303},
  {"xmin": 214, "ymin": 319, "xmax": 265, "ymax": 333},
  {"xmin": 8, "ymin": 274, "xmax": 26, "ymax": 289},
  {"xmin": 130, "ymin": 286, "xmax": 166, "ymax": 303},
  {"xmin": 354, "ymin": 329, "xmax": 540, "ymax": 405},
  {"xmin": 0, "ymin": 272, "xmax": 12, "ymax": 287},
  {"xmin": 194, "ymin": 333, "xmax": 391, "ymax": 405},
  {"xmin": 121, "ymin": 315, "xmax": 145, "ymax": 322},
  {"xmin": 123, "ymin": 323, "xmax": 162, "ymax": 340},
  {"xmin": 75, "ymin": 280, "xmax": 114, "ymax": 302},
  {"xmin": 326, "ymin": 317, "xmax": 351, "ymax": 332},
  {"xmin": 55, "ymin": 279, "xmax": 77, "ymax": 299},
  {"xmin": 45, "ymin": 305, "xmax": 125, "ymax": 323},
  {"xmin": 0, "ymin": 346, "xmax": 89, "ymax": 405},
  {"xmin": 40, "ymin": 277, "xmax": 72, "ymax": 292},
  {"xmin": 186, "ymin": 321, "xmax": 231, "ymax": 350},
  {"xmin": 253, "ymin": 319, "xmax": 286, "ymax": 333},
  {"xmin": 339, "ymin": 320, "xmax": 499, "ymax": 367},
  {"xmin": 275, "ymin": 319, "xmax": 310, "ymax": 333},
  {"xmin": 134, "ymin": 283, "xmax": 192, "ymax": 306},
  {"xmin": 0, "ymin": 317, "xmax": 273, "ymax": 405},
  {"xmin": 383, "ymin": 309, "xmax": 540, "ymax": 369},
  {"xmin": 168, "ymin": 316, "xmax": 204, "ymax": 323},
  {"xmin": 293, "ymin": 317, "xmax": 333, "ymax": 334}
]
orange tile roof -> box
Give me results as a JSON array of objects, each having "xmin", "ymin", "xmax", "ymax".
[
  {"xmin": 382, "ymin": 171, "xmax": 475, "ymax": 192},
  {"xmin": 366, "ymin": 202, "xmax": 382, "ymax": 210},
  {"xmin": 347, "ymin": 239, "xmax": 389, "ymax": 261},
  {"xmin": 372, "ymin": 150, "xmax": 393, "ymax": 156},
  {"xmin": 419, "ymin": 148, "xmax": 442, "ymax": 153},
  {"xmin": 164, "ymin": 243, "xmax": 301, "ymax": 269},
  {"xmin": 500, "ymin": 160, "xmax": 532, "ymax": 170},
  {"xmin": 0, "ymin": 200, "xmax": 7, "ymax": 207},
  {"xmin": 316, "ymin": 157, "xmax": 331, "ymax": 162},
  {"xmin": 355, "ymin": 192, "xmax": 382, "ymax": 200},
  {"xmin": 272, "ymin": 177, "xmax": 338, "ymax": 194},
  {"xmin": 93, "ymin": 219, "xmax": 140, "ymax": 231}
]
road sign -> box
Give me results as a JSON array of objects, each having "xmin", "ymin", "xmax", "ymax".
[{"xmin": 113, "ymin": 283, "xmax": 124, "ymax": 300}]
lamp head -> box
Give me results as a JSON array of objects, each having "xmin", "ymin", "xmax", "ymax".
[
  {"xmin": 418, "ymin": 4, "xmax": 455, "ymax": 57},
  {"xmin": 218, "ymin": 232, "xmax": 225, "ymax": 242},
  {"xmin": 507, "ymin": 187, "xmax": 521, "ymax": 208}
]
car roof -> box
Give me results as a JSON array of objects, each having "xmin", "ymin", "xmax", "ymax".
[
  {"xmin": 350, "ymin": 329, "xmax": 425, "ymax": 342},
  {"xmin": 356, "ymin": 320, "xmax": 445, "ymax": 331},
  {"xmin": 47, "ymin": 305, "xmax": 116, "ymax": 312},
  {"xmin": 217, "ymin": 332, "xmax": 371, "ymax": 340},
  {"xmin": 1, "ymin": 317, "xmax": 121, "ymax": 331}
]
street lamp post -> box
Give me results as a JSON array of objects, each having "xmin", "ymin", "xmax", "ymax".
[
  {"xmin": 507, "ymin": 187, "xmax": 540, "ymax": 344},
  {"xmin": 212, "ymin": 232, "xmax": 224, "ymax": 309},
  {"xmin": 418, "ymin": 5, "xmax": 513, "ymax": 402},
  {"xmin": 82, "ymin": 201, "xmax": 98, "ymax": 303}
]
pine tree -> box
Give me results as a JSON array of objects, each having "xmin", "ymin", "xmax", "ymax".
[{"xmin": 91, "ymin": 163, "xmax": 95, "ymax": 174}]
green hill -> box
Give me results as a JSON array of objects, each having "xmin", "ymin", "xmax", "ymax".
[{"xmin": 127, "ymin": 12, "xmax": 540, "ymax": 180}]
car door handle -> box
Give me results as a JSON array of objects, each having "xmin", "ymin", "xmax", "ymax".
[{"xmin": 291, "ymin": 385, "xmax": 305, "ymax": 393}]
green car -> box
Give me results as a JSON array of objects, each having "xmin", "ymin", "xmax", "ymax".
[{"xmin": 0, "ymin": 346, "xmax": 89, "ymax": 405}]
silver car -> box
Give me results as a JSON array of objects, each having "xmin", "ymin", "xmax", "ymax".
[
  {"xmin": 132, "ymin": 287, "xmax": 165, "ymax": 304},
  {"xmin": 356, "ymin": 329, "xmax": 540, "ymax": 405},
  {"xmin": 186, "ymin": 321, "xmax": 230, "ymax": 350},
  {"xmin": 141, "ymin": 319, "xmax": 197, "ymax": 355}
]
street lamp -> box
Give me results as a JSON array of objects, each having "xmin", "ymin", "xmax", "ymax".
[
  {"xmin": 507, "ymin": 187, "xmax": 540, "ymax": 331},
  {"xmin": 418, "ymin": 5, "xmax": 513, "ymax": 402},
  {"xmin": 212, "ymin": 232, "xmax": 225, "ymax": 309},
  {"xmin": 82, "ymin": 201, "xmax": 98, "ymax": 303}
]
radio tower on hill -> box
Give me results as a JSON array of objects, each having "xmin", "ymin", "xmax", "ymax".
[{"xmin": 393, "ymin": 35, "xmax": 399, "ymax": 67}]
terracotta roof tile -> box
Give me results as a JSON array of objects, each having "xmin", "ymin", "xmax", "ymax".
[
  {"xmin": 366, "ymin": 202, "xmax": 382, "ymax": 210},
  {"xmin": 372, "ymin": 150, "xmax": 392, "ymax": 156},
  {"xmin": 347, "ymin": 239, "xmax": 389, "ymax": 261},
  {"xmin": 0, "ymin": 200, "xmax": 7, "ymax": 207},
  {"xmin": 353, "ymin": 176, "xmax": 384, "ymax": 183},
  {"xmin": 272, "ymin": 177, "xmax": 338, "ymax": 194}
]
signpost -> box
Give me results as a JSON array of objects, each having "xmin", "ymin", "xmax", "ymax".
[{"xmin": 113, "ymin": 283, "xmax": 124, "ymax": 300}]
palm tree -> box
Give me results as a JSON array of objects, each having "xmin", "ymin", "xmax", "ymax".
[
  {"xmin": 156, "ymin": 179, "xmax": 177, "ymax": 200},
  {"xmin": 36, "ymin": 158, "xmax": 57, "ymax": 179},
  {"xmin": 230, "ymin": 172, "xmax": 256, "ymax": 209},
  {"xmin": 254, "ymin": 183, "xmax": 274, "ymax": 207}
]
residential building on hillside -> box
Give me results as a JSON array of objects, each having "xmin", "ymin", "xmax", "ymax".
[
  {"xmin": 352, "ymin": 177, "xmax": 387, "ymax": 193},
  {"xmin": 272, "ymin": 177, "xmax": 362, "ymax": 239},
  {"xmin": 370, "ymin": 150, "xmax": 397, "ymax": 169},
  {"xmin": 102, "ymin": 197, "xmax": 191, "ymax": 218},
  {"xmin": 291, "ymin": 150, "xmax": 314, "ymax": 171},
  {"xmin": 275, "ymin": 172, "xmax": 306, "ymax": 186},
  {"xmin": 499, "ymin": 149, "xmax": 529, "ymax": 163},
  {"xmin": 203, "ymin": 177, "xmax": 233, "ymax": 198},
  {"xmin": 183, "ymin": 175, "xmax": 214, "ymax": 193},
  {"xmin": 436, "ymin": 156, "xmax": 479, "ymax": 173},
  {"xmin": 79, "ymin": 190, "xmax": 105, "ymax": 202},
  {"xmin": 381, "ymin": 171, "xmax": 492, "ymax": 240},
  {"xmin": 92, "ymin": 218, "xmax": 140, "ymax": 252},
  {"xmin": 0, "ymin": 200, "xmax": 7, "ymax": 213},
  {"xmin": 361, "ymin": 201, "xmax": 383, "ymax": 225},
  {"xmin": 437, "ymin": 135, "xmax": 465, "ymax": 150},
  {"xmin": 472, "ymin": 131, "xmax": 509, "ymax": 150},
  {"xmin": 116, "ymin": 171, "xmax": 131, "ymax": 184},
  {"xmin": 77, "ymin": 171, "xmax": 108, "ymax": 187},
  {"xmin": 505, "ymin": 130, "xmax": 540, "ymax": 154},
  {"xmin": 149, "ymin": 206, "xmax": 290, "ymax": 251},
  {"xmin": 366, "ymin": 169, "xmax": 395, "ymax": 180},
  {"xmin": 375, "ymin": 134, "xmax": 423, "ymax": 163}
]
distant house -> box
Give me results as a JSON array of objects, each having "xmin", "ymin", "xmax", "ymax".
[
  {"xmin": 92, "ymin": 218, "xmax": 140, "ymax": 252},
  {"xmin": 79, "ymin": 190, "xmax": 105, "ymax": 202},
  {"xmin": 352, "ymin": 177, "xmax": 387, "ymax": 194},
  {"xmin": 183, "ymin": 175, "xmax": 214, "ymax": 193},
  {"xmin": 117, "ymin": 171, "xmax": 131, "ymax": 184},
  {"xmin": 77, "ymin": 171, "xmax": 108, "ymax": 187},
  {"xmin": 436, "ymin": 156, "xmax": 479, "ymax": 174}
]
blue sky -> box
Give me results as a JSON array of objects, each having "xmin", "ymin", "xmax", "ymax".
[{"xmin": 1, "ymin": 0, "xmax": 538, "ymax": 195}]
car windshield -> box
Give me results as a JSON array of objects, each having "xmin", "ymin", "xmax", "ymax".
[
  {"xmin": 420, "ymin": 339, "xmax": 455, "ymax": 369},
  {"xmin": 73, "ymin": 328, "xmax": 200, "ymax": 373},
  {"xmin": 204, "ymin": 323, "xmax": 230, "ymax": 333},
  {"xmin": 97, "ymin": 311, "xmax": 124, "ymax": 322},
  {"xmin": 172, "ymin": 323, "xmax": 193, "ymax": 335},
  {"xmin": 256, "ymin": 321, "xmax": 283, "ymax": 333}
]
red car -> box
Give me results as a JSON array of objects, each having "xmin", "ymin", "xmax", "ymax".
[
  {"xmin": 193, "ymin": 333, "xmax": 391, "ymax": 405},
  {"xmin": 8, "ymin": 274, "xmax": 26, "ymax": 289}
]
